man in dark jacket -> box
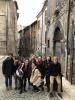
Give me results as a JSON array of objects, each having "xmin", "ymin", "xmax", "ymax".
[
  {"xmin": 49, "ymin": 56, "xmax": 62, "ymax": 98},
  {"xmin": 2, "ymin": 53, "xmax": 14, "ymax": 90}
]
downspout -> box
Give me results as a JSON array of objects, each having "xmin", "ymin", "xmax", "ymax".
[
  {"xmin": 41, "ymin": 9, "xmax": 43, "ymax": 58},
  {"xmin": 66, "ymin": 0, "xmax": 71, "ymax": 79},
  {"xmin": 6, "ymin": 0, "xmax": 8, "ymax": 54}
]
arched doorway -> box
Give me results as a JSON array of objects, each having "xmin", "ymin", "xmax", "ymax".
[{"xmin": 53, "ymin": 27, "xmax": 63, "ymax": 57}]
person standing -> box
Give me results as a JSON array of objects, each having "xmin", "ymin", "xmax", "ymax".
[
  {"xmin": 44, "ymin": 56, "xmax": 52, "ymax": 92},
  {"xmin": 37, "ymin": 57, "xmax": 45, "ymax": 91},
  {"xmin": 13, "ymin": 57, "xmax": 20, "ymax": 90},
  {"xmin": 49, "ymin": 56, "xmax": 62, "ymax": 98},
  {"xmin": 16, "ymin": 61, "xmax": 25, "ymax": 94},
  {"xmin": 2, "ymin": 53, "xmax": 14, "ymax": 90},
  {"xmin": 23, "ymin": 59, "xmax": 30, "ymax": 92}
]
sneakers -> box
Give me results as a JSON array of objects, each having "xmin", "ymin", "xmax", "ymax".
[
  {"xmin": 58, "ymin": 93, "xmax": 63, "ymax": 98},
  {"xmin": 19, "ymin": 90, "xmax": 22, "ymax": 94},
  {"xmin": 6, "ymin": 87, "xmax": 12, "ymax": 91},
  {"xmin": 35, "ymin": 90, "xmax": 41, "ymax": 93},
  {"xmin": 41, "ymin": 87, "xmax": 44, "ymax": 91},
  {"xmin": 9, "ymin": 86, "xmax": 12, "ymax": 90},
  {"xmin": 14, "ymin": 87, "xmax": 17, "ymax": 90},
  {"xmin": 24, "ymin": 89, "xmax": 27, "ymax": 92},
  {"xmin": 49, "ymin": 93, "xmax": 54, "ymax": 97},
  {"xmin": 6, "ymin": 87, "xmax": 9, "ymax": 91}
]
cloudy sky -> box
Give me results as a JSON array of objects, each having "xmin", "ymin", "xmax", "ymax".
[{"xmin": 16, "ymin": 0, "xmax": 45, "ymax": 26}]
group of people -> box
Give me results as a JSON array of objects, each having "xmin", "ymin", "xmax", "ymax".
[{"xmin": 2, "ymin": 53, "xmax": 62, "ymax": 98}]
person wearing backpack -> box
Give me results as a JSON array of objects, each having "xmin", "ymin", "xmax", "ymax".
[{"xmin": 2, "ymin": 53, "xmax": 14, "ymax": 90}]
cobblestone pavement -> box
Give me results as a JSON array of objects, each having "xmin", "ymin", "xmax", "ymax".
[{"xmin": 0, "ymin": 57, "xmax": 74, "ymax": 100}]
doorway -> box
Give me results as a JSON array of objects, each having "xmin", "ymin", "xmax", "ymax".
[{"xmin": 53, "ymin": 27, "xmax": 63, "ymax": 57}]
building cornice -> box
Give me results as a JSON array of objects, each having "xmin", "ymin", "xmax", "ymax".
[{"xmin": 36, "ymin": 0, "xmax": 48, "ymax": 18}]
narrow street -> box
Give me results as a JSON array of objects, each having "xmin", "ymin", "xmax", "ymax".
[
  {"xmin": 0, "ymin": 57, "xmax": 75, "ymax": 100},
  {"xmin": 0, "ymin": 0, "xmax": 75, "ymax": 100}
]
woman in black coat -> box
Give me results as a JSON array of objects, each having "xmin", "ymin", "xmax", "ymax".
[
  {"xmin": 44, "ymin": 56, "xmax": 52, "ymax": 92},
  {"xmin": 23, "ymin": 59, "xmax": 30, "ymax": 91},
  {"xmin": 37, "ymin": 57, "xmax": 45, "ymax": 91},
  {"xmin": 13, "ymin": 58, "xmax": 20, "ymax": 90},
  {"xmin": 16, "ymin": 61, "xmax": 25, "ymax": 94}
]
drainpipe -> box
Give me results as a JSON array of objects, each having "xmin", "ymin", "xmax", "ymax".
[
  {"xmin": 6, "ymin": 1, "xmax": 9, "ymax": 54},
  {"xmin": 66, "ymin": 0, "xmax": 71, "ymax": 79},
  {"xmin": 41, "ymin": 10, "xmax": 43, "ymax": 58},
  {"xmin": 70, "ymin": 20, "xmax": 74, "ymax": 84}
]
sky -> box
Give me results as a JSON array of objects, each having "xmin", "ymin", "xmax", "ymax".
[{"xmin": 16, "ymin": 0, "xmax": 45, "ymax": 26}]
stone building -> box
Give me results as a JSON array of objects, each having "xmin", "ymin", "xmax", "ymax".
[
  {"xmin": 18, "ymin": 21, "xmax": 38, "ymax": 58},
  {"xmin": 0, "ymin": 0, "xmax": 18, "ymax": 56},
  {"xmin": 47, "ymin": 0, "xmax": 75, "ymax": 84},
  {"xmin": 18, "ymin": 25, "xmax": 31, "ymax": 58},
  {"xmin": 36, "ymin": 0, "xmax": 48, "ymax": 58},
  {"xmin": 30, "ymin": 21, "xmax": 38, "ymax": 54}
]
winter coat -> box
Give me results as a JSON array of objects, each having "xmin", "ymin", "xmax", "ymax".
[
  {"xmin": 23, "ymin": 64, "xmax": 30, "ymax": 78},
  {"xmin": 49, "ymin": 62, "xmax": 62, "ymax": 76},
  {"xmin": 30, "ymin": 68, "xmax": 42, "ymax": 87},
  {"xmin": 2, "ymin": 57, "xmax": 14, "ymax": 76},
  {"xmin": 37, "ymin": 60, "xmax": 45, "ymax": 78},
  {"xmin": 44, "ymin": 60, "xmax": 53, "ymax": 77},
  {"xmin": 13, "ymin": 61, "xmax": 20, "ymax": 74},
  {"xmin": 28, "ymin": 59, "xmax": 37, "ymax": 76}
]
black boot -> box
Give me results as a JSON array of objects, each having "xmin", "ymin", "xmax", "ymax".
[
  {"xmin": 33, "ymin": 86, "xmax": 40, "ymax": 93},
  {"xmin": 19, "ymin": 90, "xmax": 22, "ymax": 94},
  {"xmin": 24, "ymin": 87, "xmax": 27, "ymax": 92},
  {"xmin": 58, "ymin": 93, "xmax": 63, "ymax": 98}
]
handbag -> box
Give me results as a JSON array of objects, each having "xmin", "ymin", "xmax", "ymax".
[{"xmin": 16, "ymin": 65, "xmax": 24, "ymax": 78}]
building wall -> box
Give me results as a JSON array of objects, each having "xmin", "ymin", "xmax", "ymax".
[
  {"xmin": 37, "ymin": 13, "xmax": 42, "ymax": 55},
  {"xmin": 36, "ymin": 1, "xmax": 48, "ymax": 58},
  {"xmin": 47, "ymin": 0, "xmax": 68, "ymax": 76},
  {"xmin": 0, "ymin": 0, "xmax": 18, "ymax": 56},
  {"xmin": 31, "ymin": 21, "xmax": 37, "ymax": 53},
  {"xmin": 18, "ymin": 26, "xmax": 31, "ymax": 58},
  {"xmin": 0, "ymin": 1, "xmax": 7, "ymax": 54},
  {"xmin": 47, "ymin": 0, "xmax": 75, "ymax": 83}
]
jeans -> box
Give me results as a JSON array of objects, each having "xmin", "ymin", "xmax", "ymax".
[
  {"xmin": 46, "ymin": 76, "xmax": 50, "ymax": 91},
  {"xmin": 19, "ymin": 77, "xmax": 27, "ymax": 91},
  {"xmin": 14, "ymin": 74, "xmax": 19, "ymax": 89},
  {"xmin": 5, "ymin": 75, "xmax": 12, "ymax": 88}
]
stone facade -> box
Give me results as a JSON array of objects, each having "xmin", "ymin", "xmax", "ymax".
[
  {"xmin": 0, "ymin": 0, "xmax": 18, "ymax": 56},
  {"xmin": 18, "ymin": 21, "xmax": 38, "ymax": 57},
  {"xmin": 18, "ymin": 26, "xmax": 31, "ymax": 58},
  {"xmin": 30, "ymin": 21, "xmax": 38, "ymax": 53},
  {"xmin": 36, "ymin": 0, "xmax": 48, "ymax": 58},
  {"xmin": 47, "ymin": 0, "xmax": 75, "ymax": 84}
]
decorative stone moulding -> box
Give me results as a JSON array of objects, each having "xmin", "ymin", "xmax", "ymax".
[{"xmin": 54, "ymin": 9, "xmax": 60, "ymax": 17}]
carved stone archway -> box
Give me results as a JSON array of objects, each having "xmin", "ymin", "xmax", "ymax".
[{"xmin": 53, "ymin": 27, "xmax": 63, "ymax": 56}]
